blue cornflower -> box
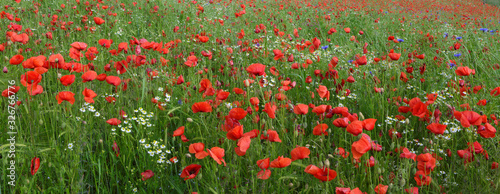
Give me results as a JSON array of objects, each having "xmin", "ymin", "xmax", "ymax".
[
  {"xmin": 321, "ymin": 45, "xmax": 329, "ymax": 50},
  {"xmin": 348, "ymin": 60, "xmax": 354, "ymax": 63},
  {"xmin": 454, "ymin": 53, "xmax": 461, "ymax": 57},
  {"xmin": 456, "ymin": 37, "xmax": 462, "ymax": 40},
  {"xmin": 480, "ymin": 28, "xmax": 488, "ymax": 32},
  {"xmin": 449, "ymin": 63, "xmax": 456, "ymax": 68},
  {"xmin": 397, "ymin": 39, "xmax": 404, "ymax": 42},
  {"xmin": 178, "ymin": 99, "xmax": 182, "ymax": 105},
  {"xmin": 444, "ymin": 33, "xmax": 448, "ymax": 38}
]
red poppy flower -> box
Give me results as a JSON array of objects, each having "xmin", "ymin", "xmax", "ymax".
[
  {"xmin": 491, "ymin": 87, "xmax": 500, "ymax": 96},
  {"xmin": 56, "ymin": 91, "xmax": 75, "ymax": 104},
  {"xmin": 60, "ymin": 74, "xmax": 75, "ymax": 86},
  {"xmin": 257, "ymin": 169, "xmax": 271, "ymax": 180},
  {"xmin": 352, "ymin": 133, "xmax": 371, "ymax": 160},
  {"xmin": 208, "ymin": 147, "xmax": 226, "ymax": 166},
  {"xmin": 189, "ymin": 143, "xmax": 209, "ymax": 159},
  {"xmin": 304, "ymin": 165, "xmax": 337, "ymax": 182},
  {"xmin": 82, "ymin": 88, "xmax": 97, "ymax": 103},
  {"xmin": 199, "ymin": 79, "xmax": 212, "ymax": 93},
  {"xmin": 263, "ymin": 102, "xmax": 277, "ymax": 119},
  {"xmin": 227, "ymin": 125, "xmax": 243, "ymax": 140},
  {"xmin": 333, "ymin": 117, "xmax": 349, "ymax": 128},
  {"xmin": 363, "ymin": 119, "xmax": 377, "ymax": 131},
  {"xmin": 9, "ymin": 54, "xmax": 24, "ymax": 65},
  {"xmin": 2, "ymin": 86, "xmax": 20, "ymax": 97},
  {"xmin": 70, "ymin": 42, "xmax": 87, "ymax": 50},
  {"xmin": 454, "ymin": 111, "xmax": 482, "ymax": 128},
  {"xmin": 173, "ymin": 126, "xmax": 185, "ymax": 137},
  {"xmin": 236, "ymin": 135, "xmax": 251, "ymax": 155},
  {"xmin": 31, "ymin": 157, "xmax": 40, "ymax": 175},
  {"xmin": 344, "ymin": 28, "xmax": 351, "ymax": 33},
  {"xmin": 426, "ymin": 123, "xmax": 447, "ymax": 135},
  {"xmin": 455, "ymin": 66, "xmax": 475, "ymax": 76},
  {"xmin": 246, "ymin": 63, "xmax": 266, "ymax": 76},
  {"xmin": 262, "ymin": 129, "xmax": 281, "ymax": 142},
  {"xmin": 313, "ymin": 123, "xmax": 329, "ymax": 136},
  {"xmin": 374, "ymin": 184, "xmax": 388, "ymax": 194},
  {"xmin": 477, "ymin": 123, "xmax": 496, "ymax": 138},
  {"xmin": 228, "ymin": 108, "xmax": 247, "ymax": 120},
  {"xmin": 180, "ymin": 164, "xmax": 202, "ymax": 181},
  {"xmin": 81, "ymin": 71, "xmax": 97, "ymax": 83},
  {"xmin": 98, "ymin": 39, "xmax": 113, "ymax": 48},
  {"xmin": 414, "ymin": 170, "xmax": 432, "ymax": 186},
  {"xmin": 216, "ymin": 90, "xmax": 230, "ymax": 100},
  {"xmin": 106, "ymin": 118, "xmax": 121, "ymax": 126},
  {"xmin": 192, "ymin": 101, "xmax": 212, "ymax": 113},
  {"xmin": 293, "ymin": 104, "xmax": 309, "ymax": 115},
  {"xmin": 141, "ymin": 170, "xmax": 154, "ymax": 181},
  {"xmin": 199, "ymin": 36, "xmax": 209, "ymax": 43},
  {"xmin": 21, "ymin": 71, "xmax": 42, "ymax": 87},
  {"xmin": 94, "ymin": 17, "xmax": 105, "ymax": 25},
  {"xmin": 346, "ymin": 121, "xmax": 364, "ymax": 136},
  {"xmin": 105, "ymin": 76, "xmax": 121, "ymax": 86},
  {"xmin": 316, "ymin": 85, "xmax": 330, "ymax": 100},
  {"xmin": 416, "ymin": 153, "xmax": 436, "ymax": 174},
  {"xmin": 273, "ymin": 49, "xmax": 284, "ymax": 60},
  {"xmin": 270, "ymin": 156, "xmax": 291, "ymax": 168},
  {"xmin": 291, "ymin": 147, "xmax": 310, "ymax": 161},
  {"xmin": 355, "ymin": 55, "xmax": 367, "ymax": 66},
  {"xmin": 388, "ymin": 52, "xmax": 401, "ymax": 61}
]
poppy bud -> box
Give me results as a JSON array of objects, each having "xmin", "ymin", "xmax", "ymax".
[
  {"xmin": 7, "ymin": 40, "xmax": 13, "ymax": 46},
  {"xmin": 57, "ymin": 72, "xmax": 62, "ymax": 79},
  {"xmin": 3, "ymin": 66, "xmax": 7, "ymax": 73},
  {"xmin": 39, "ymin": 119, "xmax": 43, "ymax": 125},
  {"xmin": 358, "ymin": 112, "xmax": 365, "ymax": 120},
  {"xmin": 324, "ymin": 159, "xmax": 330, "ymax": 168},
  {"xmin": 328, "ymin": 154, "xmax": 334, "ymax": 158},
  {"xmin": 400, "ymin": 178, "xmax": 406, "ymax": 187},
  {"xmin": 186, "ymin": 153, "xmax": 192, "ymax": 158},
  {"xmin": 318, "ymin": 161, "xmax": 323, "ymax": 168},
  {"xmin": 289, "ymin": 183, "xmax": 293, "ymax": 187},
  {"xmin": 187, "ymin": 118, "xmax": 193, "ymax": 122},
  {"xmin": 5, "ymin": 56, "xmax": 9, "ymax": 61}
]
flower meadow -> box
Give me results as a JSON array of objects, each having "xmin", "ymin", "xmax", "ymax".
[{"xmin": 1, "ymin": 0, "xmax": 500, "ymax": 193}]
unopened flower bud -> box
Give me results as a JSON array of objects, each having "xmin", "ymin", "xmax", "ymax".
[{"xmin": 187, "ymin": 118, "xmax": 193, "ymax": 122}]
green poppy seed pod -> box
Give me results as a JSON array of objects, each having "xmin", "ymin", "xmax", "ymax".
[
  {"xmin": 293, "ymin": 129, "xmax": 298, "ymax": 137},
  {"xmin": 39, "ymin": 119, "xmax": 43, "ymax": 125},
  {"xmin": 187, "ymin": 118, "xmax": 193, "ymax": 122},
  {"xmin": 377, "ymin": 168, "xmax": 382, "ymax": 174},
  {"xmin": 324, "ymin": 159, "xmax": 330, "ymax": 168},
  {"xmin": 263, "ymin": 130, "xmax": 268, "ymax": 136},
  {"xmin": 412, "ymin": 168, "xmax": 417, "ymax": 175},
  {"xmin": 54, "ymin": 58, "xmax": 59, "ymax": 63},
  {"xmin": 197, "ymin": 173, "xmax": 202, "ymax": 180},
  {"xmin": 359, "ymin": 112, "xmax": 365, "ymax": 120},
  {"xmin": 399, "ymin": 178, "xmax": 406, "ymax": 187}
]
